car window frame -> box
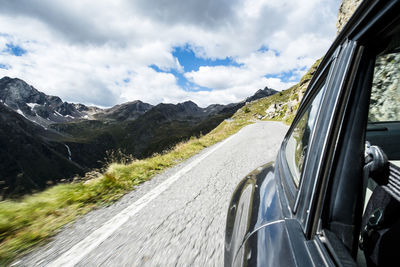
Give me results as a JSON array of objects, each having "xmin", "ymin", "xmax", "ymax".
[
  {"xmin": 279, "ymin": 40, "xmax": 359, "ymax": 237},
  {"xmin": 299, "ymin": 41, "xmax": 358, "ymax": 231},
  {"xmin": 278, "ymin": 49, "xmax": 338, "ymax": 213}
]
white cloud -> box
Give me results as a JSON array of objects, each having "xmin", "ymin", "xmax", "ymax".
[
  {"xmin": 184, "ymin": 65, "xmax": 296, "ymax": 105},
  {"xmin": 120, "ymin": 67, "xmax": 184, "ymax": 104},
  {"xmin": 0, "ymin": 0, "xmax": 341, "ymax": 107}
]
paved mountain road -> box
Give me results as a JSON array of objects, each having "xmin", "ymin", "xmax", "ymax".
[{"xmin": 15, "ymin": 121, "xmax": 288, "ymax": 267}]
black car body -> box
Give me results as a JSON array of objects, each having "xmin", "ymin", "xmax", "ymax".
[{"xmin": 225, "ymin": 1, "xmax": 400, "ymax": 266}]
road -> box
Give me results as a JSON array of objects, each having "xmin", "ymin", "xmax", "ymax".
[{"xmin": 14, "ymin": 121, "xmax": 288, "ymax": 267}]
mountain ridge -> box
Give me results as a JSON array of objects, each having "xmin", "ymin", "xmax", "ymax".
[
  {"xmin": 0, "ymin": 76, "xmax": 278, "ymax": 125},
  {"xmin": 0, "ymin": 76, "xmax": 277, "ymax": 197}
]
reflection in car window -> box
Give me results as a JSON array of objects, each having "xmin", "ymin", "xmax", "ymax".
[
  {"xmin": 285, "ymin": 86, "xmax": 324, "ymax": 187},
  {"xmin": 368, "ymin": 43, "xmax": 400, "ymax": 122}
]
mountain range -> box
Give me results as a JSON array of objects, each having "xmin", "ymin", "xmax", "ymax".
[{"xmin": 0, "ymin": 76, "xmax": 277, "ymax": 198}]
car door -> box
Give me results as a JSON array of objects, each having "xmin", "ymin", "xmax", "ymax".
[
  {"xmin": 302, "ymin": 1, "xmax": 400, "ymax": 267},
  {"xmin": 229, "ymin": 40, "xmax": 357, "ymax": 266}
]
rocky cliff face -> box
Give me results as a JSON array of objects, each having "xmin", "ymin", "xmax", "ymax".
[
  {"xmin": 336, "ymin": 0, "xmax": 362, "ymax": 33},
  {"xmin": 336, "ymin": 0, "xmax": 400, "ymax": 122},
  {"xmin": 369, "ymin": 53, "xmax": 400, "ymax": 122}
]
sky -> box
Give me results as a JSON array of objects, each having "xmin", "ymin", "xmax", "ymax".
[{"xmin": 0, "ymin": 0, "xmax": 341, "ymax": 107}]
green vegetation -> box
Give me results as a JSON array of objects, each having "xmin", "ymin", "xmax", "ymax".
[{"xmin": 0, "ymin": 58, "xmax": 322, "ymax": 265}]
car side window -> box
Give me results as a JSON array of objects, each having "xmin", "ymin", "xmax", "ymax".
[
  {"xmin": 368, "ymin": 51, "xmax": 400, "ymax": 122},
  {"xmin": 366, "ymin": 32, "xmax": 400, "ymax": 163},
  {"xmin": 284, "ymin": 85, "xmax": 324, "ymax": 187}
]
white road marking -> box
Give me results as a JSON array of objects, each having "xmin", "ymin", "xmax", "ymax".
[{"xmin": 47, "ymin": 135, "xmax": 235, "ymax": 267}]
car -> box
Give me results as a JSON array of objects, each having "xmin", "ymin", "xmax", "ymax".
[{"xmin": 224, "ymin": 0, "xmax": 400, "ymax": 266}]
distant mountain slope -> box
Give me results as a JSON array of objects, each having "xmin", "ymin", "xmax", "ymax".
[
  {"xmin": 49, "ymin": 100, "xmax": 249, "ymax": 161},
  {"xmin": 115, "ymin": 100, "xmax": 242, "ymax": 157},
  {"xmin": 0, "ymin": 103, "xmax": 84, "ymax": 197}
]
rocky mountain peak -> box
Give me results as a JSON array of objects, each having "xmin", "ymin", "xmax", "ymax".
[
  {"xmin": 177, "ymin": 100, "xmax": 201, "ymax": 115},
  {"xmin": 126, "ymin": 100, "xmax": 153, "ymax": 111},
  {"xmin": 0, "ymin": 76, "xmax": 93, "ymax": 126},
  {"xmin": 0, "ymin": 77, "xmax": 46, "ymax": 108},
  {"xmin": 182, "ymin": 100, "xmax": 197, "ymax": 106},
  {"xmin": 93, "ymin": 100, "xmax": 153, "ymax": 121},
  {"xmin": 246, "ymin": 86, "xmax": 278, "ymax": 103},
  {"xmin": 110, "ymin": 100, "xmax": 151, "ymax": 110},
  {"xmin": 181, "ymin": 100, "xmax": 198, "ymax": 109}
]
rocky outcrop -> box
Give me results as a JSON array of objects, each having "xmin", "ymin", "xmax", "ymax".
[
  {"xmin": 336, "ymin": 0, "xmax": 363, "ymax": 33},
  {"xmin": 336, "ymin": 0, "xmax": 399, "ymax": 122},
  {"xmin": 369, "ymin": 53, "xmax": 400, "ymax": 122}
]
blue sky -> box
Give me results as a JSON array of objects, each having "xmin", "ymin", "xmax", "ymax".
[
  {"xmin": 265, "ymin": 68, "xmax": 307, "ymax": 83},
  {"xmin": 172, "ymin": 45, "xmax": 241, "ymax": 72},
  {"xmin": 0, "ymin": 0, "xmax": 341, "ymax": 107},
  {"xmin": 150, "ymin": 45, "xmax": 242, "ymax": 92},
  {"xmin": 3, "ymin": 43, "xmax": 27, "ymax": 56},
  {"xmin": 0, "ymin": 43, "xmax": 26, "ymax": 70}
]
